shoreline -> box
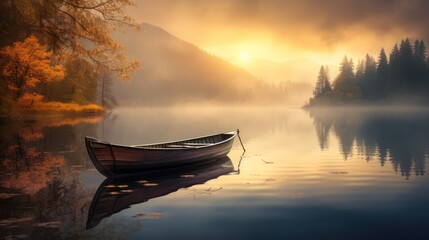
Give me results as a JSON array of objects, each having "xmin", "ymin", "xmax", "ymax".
[
  {"xmin": 0, "ymin": 102, "xmax": 104, "ymax": 123},
  {"xmin": 303, "ymin": 103, "xmax": 429, "ymax": 112}
]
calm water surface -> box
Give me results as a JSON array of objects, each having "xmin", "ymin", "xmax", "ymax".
[{"xmin": 1, "ymin": 107, "xmax": 429, "ymax": 239}]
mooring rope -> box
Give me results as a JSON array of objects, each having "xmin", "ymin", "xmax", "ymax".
[{"xmin": 237, "ymin": 129, "xmax": 246, "ymax": 152}]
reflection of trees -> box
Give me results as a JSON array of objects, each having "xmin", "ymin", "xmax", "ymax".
[
  {"xmin": 0, "ymin": 115, "xmax": 114, "ymax": 239},
  {"xmin": 309, "ymin": 109, "xmax": 429, "ymax": 179},
  {"xmin": 0, "ymin": 115, "xmax": 102, "ymax": 192},
  {"xmin": 1, "ymin": 152, "xmax": 64, "ymax": 195},
  {"xmin": 313, "ymin": 117, "xmax": 331, "ymax": 150},
  {"xmin": 309, "ymin": 110, "xmax": 358, "ymax": 159},
  {"xmin": 332, "ymin": 116, "xmax": 358, "ymax": 160},
  {"xmin": 1, "ymin": 127, "xmax": 63, "ymax": 195}
]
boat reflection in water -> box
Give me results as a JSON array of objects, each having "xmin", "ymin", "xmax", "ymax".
[{"xmin": 86, "ymin": 157, "xmax": 235, "ymax": 229}]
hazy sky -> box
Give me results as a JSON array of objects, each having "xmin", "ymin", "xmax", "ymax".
[{"xmin": 127, "ymin": 0, "xmax": 429, "ymax": 65}]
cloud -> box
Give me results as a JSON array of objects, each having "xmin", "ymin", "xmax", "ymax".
[{"xmin": 129, "ymin": 0, "xmax": 429, "ymax": 59}]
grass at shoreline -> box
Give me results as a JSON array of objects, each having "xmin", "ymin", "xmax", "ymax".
[
  {"xmin": 23, "ymin": 101, "xmax": 104, "ymax": 113},
  {"xmin": 1, "ymin": 101, "xmax": 104, "ymax": 121}
]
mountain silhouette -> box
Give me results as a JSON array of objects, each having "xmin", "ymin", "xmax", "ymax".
[{"xmin": 113, "ymin": 23, "xmax": 288, "ymax": 106}]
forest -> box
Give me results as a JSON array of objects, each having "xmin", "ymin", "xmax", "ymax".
[
  {"xmin": 309, "ymin": 38, "xmax": 429, "ymax": 106},
  {"xmin": 0, "ymin": 0, "xmax": 138, "ymax": 118}
]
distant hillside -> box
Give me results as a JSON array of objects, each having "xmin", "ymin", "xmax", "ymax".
[
  {"xmin": 243, "ymin": 58, "xmax": 321, "ymax": 104},
  {"xmin": 244, "ymin": 58, "xmax": 321, "ymax": 84},
  {"xmin": 113, "ymin": 23, "xmax": 289, "ymax": 106}
]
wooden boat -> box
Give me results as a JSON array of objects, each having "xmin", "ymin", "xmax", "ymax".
[
  {"xmin": 85, "ymin": 130, "xmax": 239, "ymax": 177},
  {"xmin": 86, "ymin": 157, "xmax": 234, "ymax": 229}
]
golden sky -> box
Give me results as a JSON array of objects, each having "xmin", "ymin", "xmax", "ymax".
[{"xmin": 127, "ymin": 0, "xmax": 429, "ymax": 65}]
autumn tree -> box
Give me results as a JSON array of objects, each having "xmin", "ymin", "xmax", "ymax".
[
  {"xmin": 48, "ymin": 55, "xmax": 98, "ymax": 104},
  {"xmin": 0, "ymin": 36, "xmax": 64, "ymax": 103},
  {"xmin": 0, "ymin": 0, "xmax": 139, "ymax": 81},
  {"xmin": 100, "ymin": 71, "xmax": 118, "ymax": 109}
]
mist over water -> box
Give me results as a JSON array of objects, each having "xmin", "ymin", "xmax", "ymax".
[
  {"xmin": 1, "ymin": 106, "xmax": 429, "ymax": 239},
  {"xmin": 112, "ymin": 24, "xmax": 312, "ymax": 107},
  {"xmin": 3, "ymin": 1, "xmax": 429, "ymax": 239}
]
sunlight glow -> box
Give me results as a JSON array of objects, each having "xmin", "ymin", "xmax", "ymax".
[{"xmin": 239, "ymin": 52, "xmax": 251, "ymax": 63}]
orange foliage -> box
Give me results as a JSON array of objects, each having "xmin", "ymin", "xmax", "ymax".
[
  {"xmin": 39, "ymin": 115, "xmax": 103, "ymax": 127},
  {"xmin": 0, "ymin": 36, "xmax": 64, "ymax": 100},
  {"xmin": 25, "ymin": 147, "xmax": 40, "ymax": 158},
  {"xmin": 23, "ymin": 115, "xmax": 103, "ymax": 131},
  {"xmin": 30, "ymin": 101, "xmax": 104, "ymax": 113},
  {"xmin": 17, "ymin": 93, "xmax": 44, "ymax": 107},
  {"xmin": 0, "ymin": 153, "xmax": 65, "ymax": 195},
  {"xmin": 19, "ymin": 129, "xmax": 44, "ymax": 142}
]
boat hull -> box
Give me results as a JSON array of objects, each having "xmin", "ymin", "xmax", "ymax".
[
  {"xmin": 86, "ymin": 156, "xmax": 234, "ymax": 229},
  {"xmin": 85, "ymin": 131, "xmax": 237, "ymax": 177}
]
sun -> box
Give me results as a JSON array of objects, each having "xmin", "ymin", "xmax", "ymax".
[{"xmin": 239, "ymin": 52, "xmax": 251, "ymax": 63}]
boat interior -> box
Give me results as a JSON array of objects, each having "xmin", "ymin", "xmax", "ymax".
[{"xmin": 137, "ymin": 133, "xmax": 233, "ymax": 149}]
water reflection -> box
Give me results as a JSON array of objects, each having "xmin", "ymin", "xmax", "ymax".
[
  {"xmin": 0, "ymin": 115, "xmax": 102, "ymax": 239},
  {"xmin": 1, "ymin": 107, "xmax": 429, "ymax": 239},
  {"xmin": 87, "ymin": 157, "xmax": 234, "ymax": 229},
  {"xmin": 309, "ymin": 108, "xmax": 429, "ymax": 179},
  {"xmin": 0, "ymin": 116, "xmax": 101, "ymax": 192}
]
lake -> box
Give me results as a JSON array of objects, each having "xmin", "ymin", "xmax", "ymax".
[{"xmin": 1, "ymin": 107, "xmax": 429, "ymax": 239}]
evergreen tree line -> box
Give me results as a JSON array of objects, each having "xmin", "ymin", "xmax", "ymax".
[{"xmin": 310, "ymin": 38, "xmax": 429, "ymax": 105}]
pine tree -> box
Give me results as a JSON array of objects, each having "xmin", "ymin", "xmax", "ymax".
[
  {"xmin": 363, "ymin": 54, "xmax": 377, "ymax": 99},
  {"xmin": 400, "ymin": 38, "xmax": 414, "ymax": 60},
  {"xmin": 309, "ymin": 38, "xmax": 429, "ymax": 105},
  {"xmin": 376, "ymin": 48, "xmax": 389, "ymax": 98},
  {"xmin": 426, "ymin": 56, "xmax": 429, "ymax": 96},
  {"xmin": 323, "ymin": 66, "xmax": 332, "ymax": 94},
  {"xmin": 313, "ymin": 66, "xmax": 331, "ymax": 99},
  {"xmin": 388, "ymin": 44, "xmax": 400, "ymax": 94},
  {"xmin": 413, "ymin": 40, "xmax": 426, "ymax": 64},
  {"xmin": 355, "ymin": 60, "xmax": 365, "ymax": 83},
  {"xmin": 413, "ymin": 40, "xmax": 426, "ymax": 90},
  {"xmin": 333, "ymin": 56, "xmax": 360, "ymax": 101},
  {"xmin": 390, "ymin": 44, "xmax": 400, "ymax": 63},
  {"xmin": 399, "ymin": 38, "xmax": 415, "ymax": 90}
]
